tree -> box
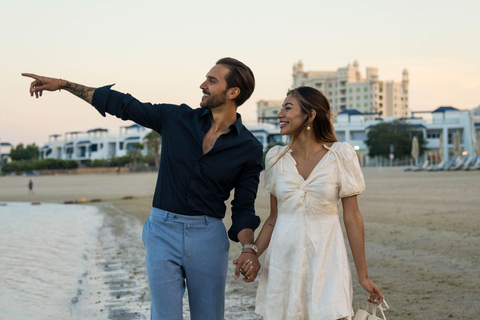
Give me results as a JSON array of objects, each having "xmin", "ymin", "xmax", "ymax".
[
  {"xmin": 127, "ymin": 142, "xmax": 144, "ymax": 170},
  {"xmin": 10, "ymin": 143, "xmax": 39, "ymax": 161},
  {"xmin": 365, "ymin": 120, "xmax": 427, "ymax": 160},
  {"xmin": 144, "ymin": 130, "xmax": 161, "ymax": 169}
]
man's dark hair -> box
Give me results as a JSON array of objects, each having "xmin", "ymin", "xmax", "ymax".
[{"xmin": 216, "ymin": 57, "xmax": 255, "ymax": 107}]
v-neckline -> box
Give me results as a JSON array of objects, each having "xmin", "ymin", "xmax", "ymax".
[{"xmin": 287, "ymin": 144, "xmax": 332, "ymax": 182}]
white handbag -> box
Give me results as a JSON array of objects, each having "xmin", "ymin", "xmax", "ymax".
[{"xmin": 353, "ymin": 300, "xmax": 389, "ymax": 320}]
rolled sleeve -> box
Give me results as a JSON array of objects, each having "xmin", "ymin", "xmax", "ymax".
[
  {"xmin": 227, "ymin": 146, "xmax": 263, "ymax": 242},
  {"xmin": 92, "ymin": 84, "xmax": 115, "ymax": 117}
]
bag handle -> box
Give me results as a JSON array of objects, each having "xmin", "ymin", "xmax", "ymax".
[{"xmin": 371, "ymin": 299, "xmax": 389, "ymax": 320}]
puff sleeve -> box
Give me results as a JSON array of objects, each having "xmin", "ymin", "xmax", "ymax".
[
  {"xmin": 264, "ymin": 146, "xmax": 282, "ymax": 197},
  {"xmin": 337, "ymin": 143, "xmax": 366, "ymax": 198}
]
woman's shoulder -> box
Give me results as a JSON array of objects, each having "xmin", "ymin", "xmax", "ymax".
[
  {"xmin": 266, "ymin": 145, "xmax": 286, "ymax": 156},
  {"xmin": 329, "ymin": 142, "xmax": 357, "ymax": 160},
  {"xmin": 265, "ymin": 145, "xmax": 286, "ymax": 164}
]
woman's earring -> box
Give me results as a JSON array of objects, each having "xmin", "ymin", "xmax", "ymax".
[{"xmin": 307, "ymin": 125, "xmax": 311, "ymax": 131}]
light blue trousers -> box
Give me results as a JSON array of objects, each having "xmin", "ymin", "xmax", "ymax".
[{"xmin": 142, "ymin": 208, "xmax": 230, "ymax": 320}]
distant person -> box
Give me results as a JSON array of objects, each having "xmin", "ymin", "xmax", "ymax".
[
  {"xmin": 237, "ymin": 87, "xmax": 383, "ymax": 320},
  {"xmin": 28, "ymin": 179, "xmax": 34, "ymax": 195},
  {"xmin": 22, "ymin": 57, "xmax": 263, "ymax": 320}
]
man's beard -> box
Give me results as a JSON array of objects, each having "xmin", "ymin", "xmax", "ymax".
[{"xmin": 200, "ymin": 90, "xmax": 227, "ymax": 110}]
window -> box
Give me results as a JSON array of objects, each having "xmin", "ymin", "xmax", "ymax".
[
  {"xmin": 364, "ymin": 95, "xmax": 368, "ymax": 99},
  {"xmin": 328, "ymin": 83, "xmax": 332, "ymax": 88},
  {"xmin": 364, "ymin": 87, "xmax": 368, "ymax": 92},
  {"xmin": 349, "ymin": 96, "xmax": 353, "ymax": 101},
  {"xmin": 427, "ymin": 131, "xmax": 442, "ymax": 139},
  {"xmin": 356, "ymin": 88, "xmax": 360, "ymax": 92},
  {"xmin": 348, "ymin": 88, "xmax": 352, "ymax": 93},
  {"xmin": 351, "ymin": 131, "xmax": 366, "ymax": 140},
  {"xmin": 356, "ymin": 96, "xmax": 360, "ymax": 100},
  {"xmin": 119, "ymin": 142, "xmax": 124, "ymax": 150}
]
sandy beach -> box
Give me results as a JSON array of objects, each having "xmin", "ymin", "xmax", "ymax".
[{"xmin": 1, "ymin": 167, "xmax": 479, "ymax": 319}]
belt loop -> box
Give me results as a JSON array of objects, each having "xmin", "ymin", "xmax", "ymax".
[
  {"xmin": 204, "ymin": 216, "xmax": 209, "ymax": 226},
  {"xmin": 163, "ymin": 211, "xmax": 169, "ymax": 222}
]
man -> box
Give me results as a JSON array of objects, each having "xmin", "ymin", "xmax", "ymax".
[{"xmin": 22, "ymin": 57, "xmax": 263, "ymax": 320}]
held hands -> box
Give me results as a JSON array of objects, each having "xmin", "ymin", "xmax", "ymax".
[
  {"xmin": 22, "ymin": 73, "xmax": 62, "ymax": 98},
  {"xmin": 233, "ymin": 252, "xmax": 260, "ymax": 283}
]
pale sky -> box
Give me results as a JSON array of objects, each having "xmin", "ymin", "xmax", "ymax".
[{"xmin": 1, "ymin": 0, "xmax": 479, "ymax": 147}]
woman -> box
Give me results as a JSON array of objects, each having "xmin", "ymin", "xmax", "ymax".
[{"xmin": 241, "ymin": 87, "xmax": 383, "ymax": 320}]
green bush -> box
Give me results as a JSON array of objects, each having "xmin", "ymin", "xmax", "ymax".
[{"xmin": 1, "ymin": 159, "xmax": 78, "ymax": 174}]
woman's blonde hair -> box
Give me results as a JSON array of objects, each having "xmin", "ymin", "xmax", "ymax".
[{"xmin": 270, "ymin": 86, "xmax": 338, "ymax": 168}]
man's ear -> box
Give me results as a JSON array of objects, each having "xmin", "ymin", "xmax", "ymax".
[{"xmin": 227, "ymin": 87, "xmax": 240, "ymax": 101}]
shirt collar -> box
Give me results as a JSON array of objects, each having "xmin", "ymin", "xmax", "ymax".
[{"xmin": 200, "ymin": 110, "xmax": 243, "ymax": 135}]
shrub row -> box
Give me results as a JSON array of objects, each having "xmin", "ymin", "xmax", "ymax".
[{"xmin": 1, "ymin": 159, "xmax": 79, "ymax": 174}]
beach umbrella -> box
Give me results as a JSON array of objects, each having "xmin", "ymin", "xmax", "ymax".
[
  {"xmin": 476, "ymin": 131, "xmax": 480, "ymax": 155},
  {"xmin": 438, "ymin": 133, "xmax": 444, "ymax": 161},
  {"xmin": 453, "ymin": 131, "xmax": 462, "ymax": 157},
  {"xmin": 411, "ymin": 136, "xmax": 419, "ymax": 166}
]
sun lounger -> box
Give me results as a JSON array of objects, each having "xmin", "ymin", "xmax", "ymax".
[
  {"xmin": 461, "ymin": 155, "xmax": 477, "ymax": 170},
  {"xmin": 412, "ymin": 160, "xmax": 430, "ymax": 171},
  {"xmin": 433, "ymin": 158, "xmax": 456, "ymax": 171},
  {"xmin": 469, "ymin": 156, "xmax": 480, "ymax": 170},
  {"xmin": 426, "ymin": 160, "xmax": 445, "ymax": 171},
  {"xmin": 448, "ymin": 156, "xmax": 469, "ymax": 170}
]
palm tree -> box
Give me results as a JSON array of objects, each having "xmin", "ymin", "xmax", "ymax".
[{"xmin": 144, "ymin": 130, "xmax": 161, "ymax": 169}]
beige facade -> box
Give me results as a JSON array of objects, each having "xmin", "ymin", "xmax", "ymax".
[
  {"xmin": 291, "ymin": 60, "xmax": 409, "ymax": 118},
  {"xmin": 257, "ymin": 99, "xmax": 283, "ymax": 126}
]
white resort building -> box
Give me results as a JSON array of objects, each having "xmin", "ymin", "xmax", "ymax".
[
  {"xmin": 34, "ymin": 106, "xmax": 479, "ymax": 168},
  {"xmin": 39, "ymin": 124, "xmax": 150, "ymax": 164},
  {"xmin": 334, "ymin": 106, "xmax": 480, "ymax": 166},
  {"xmin": 0, "ymin": 142, "xmax": 13, "ymax": 164}
]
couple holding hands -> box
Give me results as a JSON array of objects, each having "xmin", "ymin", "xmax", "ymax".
[{"xmin": 23, "ymin": 57, "xmax": 383, "ymax": 320}]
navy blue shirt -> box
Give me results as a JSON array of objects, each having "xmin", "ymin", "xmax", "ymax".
[{"xmin": 92, "ymin": 85, "xmax": 263, "ymax": 241}]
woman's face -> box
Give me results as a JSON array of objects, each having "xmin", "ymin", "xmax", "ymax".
[{"xmin": 277, "ymin": 94, "xmax": 308, "ymax": 136}]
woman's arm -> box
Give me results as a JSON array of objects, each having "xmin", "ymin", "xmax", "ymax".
[
  {"xmin": 255, "ymin": 194, "xmax": 278, "ymax": 257},
  {"xmin": 342, "ymin": 195, "xmax": 383, "ymax": 304},
  {"xmin": 236, "ymin": 194, "xmax": 278, "ymax": 280}
]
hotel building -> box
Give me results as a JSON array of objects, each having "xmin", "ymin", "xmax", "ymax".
[
  {"xmin": 39, "ymin": 124, "xmax": 149, "ymax": 164},
  {"xmin": 258, "ymin": 60, "xmax": 409, "ymax": 125}
]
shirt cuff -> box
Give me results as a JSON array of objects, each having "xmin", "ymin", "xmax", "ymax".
[
  {"xmin": 227, "ymin": 214, "xmax": 261, "ymax": 242},
  {"xmin": 92, "ymin": 84, "xmax": 115, "ymax": 117}
]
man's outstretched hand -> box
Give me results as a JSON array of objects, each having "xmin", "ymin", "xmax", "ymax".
[{"xmin": 22, "ymin": 73, "xmax": 62, "ymax": 98}]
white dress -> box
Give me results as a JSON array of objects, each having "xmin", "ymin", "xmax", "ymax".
[{"xmin": 255, "ymin": 142, "xmax": 366, "ymax": 320}]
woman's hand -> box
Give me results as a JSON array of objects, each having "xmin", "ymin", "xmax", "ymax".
[{"xmin": 359, "ymin": 277, "xmax": 384, "ymax": 305}]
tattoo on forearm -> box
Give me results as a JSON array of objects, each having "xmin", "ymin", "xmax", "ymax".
[
  {"xmin": 268, "ymin": 224, "xmax": 274, "ymax": 227},
  {"xmin": 64, "ymin": 81, "xmax": 95, "ymax": 104}
]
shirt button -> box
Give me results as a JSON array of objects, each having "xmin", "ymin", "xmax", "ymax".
[{"xmin": 173, "ymin": 215, "xmax": 178, "ymax": 220}]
